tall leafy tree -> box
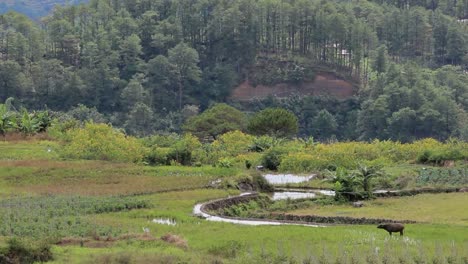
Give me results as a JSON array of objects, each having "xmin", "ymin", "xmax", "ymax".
[
  {"xmin": 168, "ymin": 42, "xmax": 201, "ymax": 110},
  {"xmin": 312, "ymin": 109, "xmax": 338, "ymax": 141}
]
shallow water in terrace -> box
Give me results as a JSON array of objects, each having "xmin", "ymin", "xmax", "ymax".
[
  {"xmin": 271, "ymin": 191, "xmax": 317, "ymax": 200},
  {"xmin": 152, "ymin": 218, "xmax": 177, "ymax": 226},
  {"xmin": 263, "ymin": 174, "xmax": 315, "ymax": 184}
]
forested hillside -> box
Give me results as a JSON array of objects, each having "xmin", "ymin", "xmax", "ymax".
[
  {"xmin": 0, "ymin": 0, "xmax": 86, "ymax": 19},
  {"xmin": 0, "ymin": 0, "xmax": 467, "ymax": 141}
]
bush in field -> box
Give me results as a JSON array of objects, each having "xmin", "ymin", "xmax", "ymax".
[
  {"xmin": 143, "ymin": 133, "xmax": 201, "ymax": 165},
  {"xmin": 142, "ymin": 133, "xmax": 180, "ymax": 148},
  {"xmin": 166, "ymin": 134, "xmax": 201, "ymax": 165},
  {"xmin": 216, "ymin": 157, "xmax": 233, "ymax": 168},
  {"xmin": 144, "ymin": 147, "xmax": 171, "ymax": 165},
  {"xmin": 212, "ymin": 130, "xmax": 254, "ymax": 157},
  {"xmin": 248, "ymin": 135, "xmax": 281, "ymax": 152},
  {"xmin": 261, "ymin": 147, "xmax": 287, "ymax": 170},
  {"xmin": 61, "ymin": 123, "xmax": 146, "ymax": 162},
  {"xmin": 279, "ymin": 153, "xmax": 326, "ymax": 172},
  {"xmin": 0, "ymin": 238, "xmax": 53, "ymax": 264},
  {"xmin": 235, "ymin": 152, "xmax": 263, "ymax": 168}
]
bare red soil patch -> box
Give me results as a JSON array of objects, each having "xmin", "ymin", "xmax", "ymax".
[{"xmin": 231, "ymin": 72, "xmax": 355, "ymax": 100}]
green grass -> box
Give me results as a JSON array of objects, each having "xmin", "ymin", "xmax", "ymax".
[
  {"xmin": 1, "ymin": 139, "xmax": 468, "ymax": 263},
  {"xmin": 0, "ymin": 140, "xmax": 60, "ymax": 160},
  {"xmin": 0, "ymin": 160, "xmax": 241, "ymax": 196},
  {"xmin": 47, "ymin": 189, "xmax": 468, "ymax": 263},
  {"xmin": 286, "ymin": 193, "xmax": 468, "ymax": 226}
]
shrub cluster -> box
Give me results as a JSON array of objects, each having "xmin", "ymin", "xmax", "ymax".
[
  {"xmin": 55, "ymin": 125, "xmax": 467, "ymax": 175},
  {"xmin": 0, "ymin": 238, "xmax": 53, "ymax": 264},
  {"xmin": 60, "ymin": 123, "xmax": 146, "ymax": 163}
]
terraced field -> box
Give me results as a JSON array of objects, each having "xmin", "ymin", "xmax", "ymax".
[{"xmin": 0, "ymin": 140, "xmax": 467, "ymax": 263}]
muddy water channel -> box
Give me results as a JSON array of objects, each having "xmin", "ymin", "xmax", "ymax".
[{"xmin": 191, "ymin": 174, "xmax": 333, "ymax": 226}]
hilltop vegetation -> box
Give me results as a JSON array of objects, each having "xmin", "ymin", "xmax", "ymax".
[
  {"xmin": 0, "ymin": 0, "xmax": 467, "ymax": 140},
  {"xmin": 0, "ymin": 0, "xmax": 86, "ymax": 19}
]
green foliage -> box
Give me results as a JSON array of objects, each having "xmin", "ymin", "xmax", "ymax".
[
  {"xmin": 0, "ymin": 102, "xmax": 16, "ymax": 136},
  {"xmin": 167, "ymin": 134, "xmax": 201, "ymax": 165},
  {"xmin": 168, "ymin": 42, "xmax": 201, "ymax": 109},
  {"xmin": 245, "ymin": 160, "xmax": 252, "ymax": 169},
  {"xmin": 61, "ymin": 123, "xmax": 146, "ymax": 163},
  {"xmin": 1, "ymin": 0, "xmax": 468, "ymax": 141},
  {"xmin": 372, "ymin": 45, "xmax": 388, "ymax": 73},
  {"xmin": 67, "ymin": 104, "xmax": 107, "ymax": 123},
  {"xmin": 183, "ymin": 104, "xmax": 246, "ymax": 140},
  {"xmin": 416, "ymin": 139, "xmax": 467, "ymax": 165},
  {"xmin": 261, "ymin": 147, "xmax": 287, "ymax": 171},
  {"xmin": 323, "ymin": 165, "xmax": 385, "ymax": 201},
  {"xmin": 251, "ymin": 173, "xmax": 274, "ymax": 192},
  {"xmin": 0, "ymin": 238, "xmax": 53, "ymax": 264},
  {"xmin": 0, "ymin": 196, "xmax": 148, "ymax": 237},
  {"xmin": 353, "ymin": 164, "xmax": 385, "ymax": 198},
  {"xmin": 208, "ymin": 240, "xmax": 245, "ymax": 258},
  {"xmin": 279, "ymin": 153, "xmax": 330, "ymax": 173},
  {"xmin": 144, "ymin": 147, "xmax": 171, "ymax": 165},
  {"xmin": 0, "ymin": 101, "xmax": 52, "ymax": 136},
  {"xmin": 248, "ymin": 108, "xmax": 298, "ymax": 138},
  {"xmin": 417, "ymin": 168, "xmax": 468, "ymax": 186},
  {"xmin": 312, "ymin": 109, "xmax": 338, "ymax": 141},
  {"xmin": 216, "ymin": 158, "xmax": 234, "ymax": 168},
  {"xmin": 248, "ymin": 135, "xmax": 280, "ymax": 152}
]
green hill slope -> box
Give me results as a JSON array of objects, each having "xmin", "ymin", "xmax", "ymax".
[{"xmin": 0, "ymin": 0, "xmax": 86, "ymax": 19}]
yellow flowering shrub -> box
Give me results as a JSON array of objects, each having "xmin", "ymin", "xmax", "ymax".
[{"xmin": 61, "ymin": 123, "xmax": 146, "ymax": 162}]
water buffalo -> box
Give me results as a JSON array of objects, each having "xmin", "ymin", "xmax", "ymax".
[{"xmin": 377, "ymin": 223, "xmax": 404, "ymax": 236}]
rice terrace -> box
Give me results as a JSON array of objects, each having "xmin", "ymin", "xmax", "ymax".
[{"xmin": 0, "ymin": 124, "xmax": 466, "ymax": 263}]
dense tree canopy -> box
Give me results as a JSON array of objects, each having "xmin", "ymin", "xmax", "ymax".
[{"xmin": 0, "ymin": 0, "xmax": 467, "ymax": 141}]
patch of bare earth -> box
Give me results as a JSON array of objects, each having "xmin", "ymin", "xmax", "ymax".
[
  {"xmin": 230, "ymin": 72, "xmax": 355, "ymax": 101},
  {"xmin": 161, "ymin": 233, "xmax": 188, "ymax": 249}
]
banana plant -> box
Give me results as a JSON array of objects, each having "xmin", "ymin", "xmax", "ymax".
[
  {"xmin": 0, "ymin": 104, "xmax": 17, "ymax": 136},
  {"xmin": 18, "ymin": 108, "xmax": 39, "ymax": 135},
  {"xmin": 33, "ymin": 110, "xmax": 52, "ymax": 133},
  {"xmin": 352, "ymin": 164, "xmax": 385, "ymax": 198}
]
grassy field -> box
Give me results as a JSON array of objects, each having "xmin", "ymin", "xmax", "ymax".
[
  {"xmin": 0, "ymin": 151, "xmax": 241, "ymax": 196},
  {"xmin": 283, "ymin": 193, "xmax": 468, "ymax": 225},
  {"xmin": 0, "ymin": 139, "xmax": 467, "ymax": 263},
  {"xmin": 47, "ymin": 189, "xmax": 468, "ymax": 263}
]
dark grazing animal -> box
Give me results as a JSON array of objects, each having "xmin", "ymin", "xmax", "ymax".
[{"xmin": 377, "ymin": 223, "xmax": 404, "ymax": 236}]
